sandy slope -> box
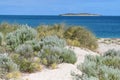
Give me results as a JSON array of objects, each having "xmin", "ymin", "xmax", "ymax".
[{"xmin": 22, "ymin": 46, "xmax": 97, "ymax": 80}]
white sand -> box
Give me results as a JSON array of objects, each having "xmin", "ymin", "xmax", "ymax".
[
  {"xmin": 22, "ymin": 46, "xmax": 97, "ymax": 80},
  {"xmin": 97, "ymin": 38, "xmax": 120, "ymax": 54}
]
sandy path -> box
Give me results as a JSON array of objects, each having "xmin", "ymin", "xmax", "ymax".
[{"xmin": 23, "ymin": 63, "xmax": 79, "ymax": 80}]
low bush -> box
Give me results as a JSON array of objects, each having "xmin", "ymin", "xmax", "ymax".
[
  {"xmin": 39, "ymin": 46, "xmax": 62, "ymax": 66},
  {"xmin": 40, "ymin": 35, "xmax": 66, "ymax": 48},
  {"xmin": 37, "ymin": 24, "xmax": 65, "ymax": 38},
  {"xmin": 0, "ymin": 46, "xmax": 6, "ymax": 53},
  {"xmin": 66, "ymin": 39, "xmax": 80, "ymax": 47},
  {"xmin": 39, "ymin": 45, "xmax": 77, "ymax": 66},
  {"xmin": 25, "ymin": 39, "xmax": 41, "ymax": 51},
  {"xmin": 73, "ymin": 49, "xmax": 120, "ymax": 80},
  {"xmin": 38, "ymin": 36, "xmax": 76, "ymax": 66},
  {"xmin": 0, "ymin": 22, "xmax": 18, "ymax": 35},
  {"xmin": 0, "ymin": 32, "xmax": 3, "ymax": 46},
  {"xmin": 12, "ymin": 44, "xmax": 42, "ymax": 72},
  {"xmin": 15, "ymin": 44, "xmax": 34, "ymax": 58},
  {"xmin": 42, "ymin": 58, "xmax": 48, "ymax": 65},
  {"xmin": 61, "ymin": 49, "xmax": 77, "ymax": 64},
  {"xmin": 18, "ymin": 58, "xmax": 32, "ymax": 72},
  {"xmin": 64, "ymin": 27, "xmax": 98, "ymax": 50},
  {"xmin": 103, "ymin": 49, "xmax": 120, "ymax": 57},
  {"xmin": 51, "ymin": 63, "xmax": 57, "ymax": 69},
  {"xmin": 20, "ymin": 59, "xmax": 41, "ymax": 72},
  {"xmin": 6, "ymin": 71, "xmax": 21, "ymax": 79},
  {"xmin": 6, "ymin": 25, "xmax": 37, "ymax": 50},
  {"xmin": 29, "ymin": 63, "xmax": 42, "ymax": 72},
  {"xmin": 0, "ymin": 54, "xmax": 18, "ymax": 79},
  {"xmin": 12, "ymin": 54, "xmax": 41, "ymax": 73}
]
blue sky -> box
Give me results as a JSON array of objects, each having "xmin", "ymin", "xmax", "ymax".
[{"xmin": 0, "ymin": 0, "xmax": 120, "ymax": 15}]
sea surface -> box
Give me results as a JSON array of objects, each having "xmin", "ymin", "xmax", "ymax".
[{"xmin": 0, "ymin": 15, "xmax": 120, "ymax": 38}]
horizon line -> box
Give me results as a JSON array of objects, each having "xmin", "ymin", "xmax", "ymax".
[{"xmin": 0, "ymin": 14, "xmax": 120, "ymax": 16}]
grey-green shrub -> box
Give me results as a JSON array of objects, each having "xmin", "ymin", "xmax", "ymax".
[
  {"xmin": 15, "ymin": 44, "xmax": 33, "ymax": 58},
  {"xmin": 102, "ymin": 50, "xmax": 120, "ymax": 69},
  {"xmin": 73, "ymin": 50, "xmax": 120, "ymax": 80},
  {"xmin": 0, "ymin": 54, "xmax": 18, "ymax": 79},
  {"xmin": 14, "ymin": 43, "xmax": 42, "ymax": 72},
  {"xmin": 0, "ymin": 46, "xmax": 6, "ymax": 53},
  {"xmin": 61, "ymin": 49, "xmax": 77, "ymax": 64},
  {"xmin": 16, "ymin": 25, "xmax": 37, "ymax": 44},
  {"xmin": 103, "ymin": 49, "xmax": 120, "ymax": 57},
  {"xmin": 0, "ymin": 32, "xmax": 3, "ymax": 46},
  {"xmin": 40, "ymin": 35, "xmax": 66, "ymax": 48},
  {"xmin": 0, "ymin": 54, "xmax": 18, "ymax": 72},
  {"xmin": 6, "ymin": 32, "xmax": 18, "ymax": 50},
  {"xmin": 39, "ymin": 46, "xmax": 63, "ymax": 66},
  {"xmin": 6, "ymin": 25, "xmax": 37, "ymax": 50},
  {"xmin": 39, "ymin": 45, "xmax": 77, "ymax": 66},
  {"xmin": 39, "ymin": 36, "xmax": 76, "ymax": 66},
  {"xmin": 25, "ymin": 39, "xmax": 41, "ymax": 51}
]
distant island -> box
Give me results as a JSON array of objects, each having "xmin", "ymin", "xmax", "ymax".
[{"xmin": 59, "ymin": 13, "xmax": 101, "ymax": 16}]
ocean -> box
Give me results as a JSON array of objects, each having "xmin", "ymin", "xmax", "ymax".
[{"xmin": 0, "ymin": 15, "xmax": 120, "ymax": 38}]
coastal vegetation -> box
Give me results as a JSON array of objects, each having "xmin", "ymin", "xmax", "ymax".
[
  {"xmin": 37, "ymin": 24, "xmax": 98, "ymax": 50},
  {"xmin": 36, "ymin": 24, "xmax": 65, "ymax": 38},
  {"xmin": 0, "ymin": 32, "xmax": 3, "ymax": 46},
  {"xmin": 0, "ymin": 22, "xmax": 18, "ymax": 35},
  {"xmin": 64, "ymin": 27, "xmax": 98, "ymax": 50},
  {"xmin": 0, "ymin": 23, "xmax": 120, "ymax": 80},
  {"xmin": 0, "ymin": 23, "xmax": 78, "ymax": 79},
  {"xmin": 3, "ymin": 22, "xmax": 120, "ymax": 80},
  {"xmin": 72, "ymin": 49, "xmax": 120, "ymax": 80}
]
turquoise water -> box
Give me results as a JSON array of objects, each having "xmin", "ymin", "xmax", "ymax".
[{"xmin": 0, "ymin": 15, "xmax": 120, "ymax": 38}]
